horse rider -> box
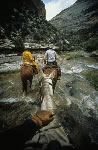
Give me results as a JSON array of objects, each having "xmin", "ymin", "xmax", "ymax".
[
  {"xmin": 22, "ymin": 49, "xmax": 39, "ymax": 74},
  {"xmin": 0, "ymin": 110, "xmax": 54, "ymax": 150},
  {"xmin": 44, "ymin": 45, "xmax": 61, "ymax": 80}
]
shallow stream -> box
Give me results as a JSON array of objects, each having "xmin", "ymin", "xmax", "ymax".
[{"xmin": 0, "ymin": 51, "xmax": 98, "ymax": 148}]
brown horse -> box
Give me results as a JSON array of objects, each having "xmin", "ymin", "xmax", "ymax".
[
  {"xmin": 20, "ymin": 64, "xmax": 34, "ymax": 95},
  {"xmin": 42, "ymin": 66, "xmax": 58, "ymax": 91}
]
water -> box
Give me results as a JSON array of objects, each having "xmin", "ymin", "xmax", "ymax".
[
  {"xmin": 55, "ymin": 56, "xmax": 98, "ymax": 117},
  {"xmin": 0, "ymin": 53, "xmax": 98, "ymax": 114}
]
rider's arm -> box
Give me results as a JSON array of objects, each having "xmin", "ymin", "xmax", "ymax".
[
  {"xmin": 29, "ymin": 52, "xmax": 35, "ymax": 63},
  {"xmin": 0, "ymin": 119, "xmax": 38, "ymax": 150},
  {"xmin": 0, "ymin": 110, "xmax": 53, "ymax": 150}
]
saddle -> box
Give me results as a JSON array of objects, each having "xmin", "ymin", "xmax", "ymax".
[
  {"xmin": 21, "ymin": 62, "xmax": 32, "ymax": 67},
  {"xmin": 42, "ymin": 65, "xmax": 61, "ymax": 80},
  {"xmin": 21, "ymin": 63, "xmax": 37, "ymax": 75},
  {"xmin": 43, "ymin": 64, "xmax": 57, "ymax": 70}
]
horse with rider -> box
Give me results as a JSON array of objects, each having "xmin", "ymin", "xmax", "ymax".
[
  {"xmin": 20, "ymin": 45, "xmax": 61, "ymax": 95},
  {"xmin": 43, "ymin": 45, "xmax": 61, "ymax": 81},
  {"xmin": 20, "ymin": 48, "xmax": 39, "ymax": 95}
]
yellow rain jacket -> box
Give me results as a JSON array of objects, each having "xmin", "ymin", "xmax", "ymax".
[{"xmin": 22, "ymin": 50, "xmax": 39, "ymax": 73}]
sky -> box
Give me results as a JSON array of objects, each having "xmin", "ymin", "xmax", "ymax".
[{"xmin": 42, "ymin": 0, "xmax": 77, "ymax": 21}]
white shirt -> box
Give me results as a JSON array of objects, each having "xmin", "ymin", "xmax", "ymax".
[{"xmin": 44, "ymin": 49, "xmax": 58, "ymax": 62}]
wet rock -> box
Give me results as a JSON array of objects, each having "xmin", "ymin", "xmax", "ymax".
[
  {"xmin": 63, "ymin": 115, "xmax": 76, "ymax": 132},
  {"xmin": 0, "ymin": 100, "xmax": 40, "ymax": 131},
  {"xmin": 90, "ymin": 51, "xmax": 98, "ymax": 58},
  {"xmin": 0, "ymin": 0, "xmax": 69, "ymax": 52},
  {"xmin": 59, "ymin": 103, "xmax": 98, "ymax": 149}
]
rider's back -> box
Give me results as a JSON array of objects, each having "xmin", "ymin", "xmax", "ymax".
[{"xmin": 46, "ymin": 49, "xmax": 56, "ymax": 62}]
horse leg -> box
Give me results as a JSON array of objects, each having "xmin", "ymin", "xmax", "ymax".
[
  {"xmin": 22, "ymin": 80, "xmax": 27, "ymax": 95},
  {"xmin": 21, "ymin": 82, "xmax": 25, "ymax": 98},
  {"xmin": 53, "ymin": 80, "xmax": 57, "ymax": 93},
  {"xmin": 53, "ymin": 84, "xmax": 55, "ymax": 94},
  {"xmin": 29, "ymin": 79, "xmax": 32, "ymax": 88}
]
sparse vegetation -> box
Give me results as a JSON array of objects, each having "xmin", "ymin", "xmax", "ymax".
[
  {"xmin": 14, "ymin": 35, "xmax": 24, "ymax": 52},
  {"xmin": 86, "ymin": 70, "xmax": 98, "ymax": 91},
  {"xmin": 85, "ymin": 36, "xmax": 98, "ymax": 52},
  {"xmin": 60, "ymin": 52, "xmax": 83, "ymax": 59}
]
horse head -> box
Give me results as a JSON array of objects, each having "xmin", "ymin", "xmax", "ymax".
[
  {"xmin": 40, "ymin": 69, "xmax": 57, "ymax": 111},
  {"xmin": 40, "ymin": 69, "xmax": 56, "ymax": 80},
  {"xmin": 40, "ymin": 67, "xmax": 58, "ymax": 92}
]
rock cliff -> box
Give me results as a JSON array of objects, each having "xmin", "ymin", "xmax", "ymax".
[
  {"xmin": 0, "ymin": 0, "xmax": 46, "ymax": 22},
  {"xmin": 0, "ymin": 0, "xmax": 65, "ymax": 52},
  {"xmin": 50, "ymin": 0, "xmax": 98, "ymax": 50}
]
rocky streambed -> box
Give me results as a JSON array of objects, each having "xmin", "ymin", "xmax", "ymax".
[{"xmin": 0, "ymin": 51, "xmax": 98, "ymax": 149}]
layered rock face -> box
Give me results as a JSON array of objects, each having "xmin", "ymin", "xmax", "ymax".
[
  {"xmin": 0, "ymin": 0, "xmax": 64, "ymax": 52},
  {"xmin": 50, "ymin": 0, "xmax": 98, "ymax": 50}
]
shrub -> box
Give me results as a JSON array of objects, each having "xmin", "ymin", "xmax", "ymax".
[
  {"xmin": 86, "ymin": 70, "xmax": 98, "ymax": 91},
  {"xmin": 85, "ymin": 36, "xmax": 98, "ymax": 52},
  {"xmin": 14, "ymin": 35, "xmax": 24, "ymax": 52}
]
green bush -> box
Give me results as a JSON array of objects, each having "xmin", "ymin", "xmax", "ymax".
[
  {"xmin": 60, "ymin": 52, "xmax": 82, "ymax": 59},
  {"xmin": 85, "ymin": 36, "xmax": 98, "ymax": 52},
  {"xmin": 86, "ymin": 70, "xmax": 98, "ymax": 91},
  {"xmin": 14, "ymin": 36, "xmax": 24, "ymax": 52}
]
